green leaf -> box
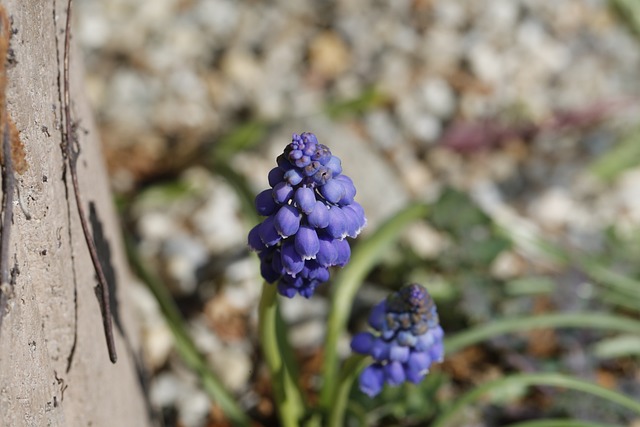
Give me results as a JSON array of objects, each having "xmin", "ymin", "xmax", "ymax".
[
  {"xmin": 430, "ymin": 188, "xmax": 490, "ymax": 234},
  {"xmin": 589, "ymin": 125, "xmax": 640, "ymax": 181},
  {"xmin": 505, "ymin": 276, "xmax": 555, "ymax": 296},
  {"xmin": 324, "ymin": 87, "xmax": 387, "ymax": 119},
  {"xmin": 431, "ymin": 373, "xmax": 640, "ymax": 427},
  {"xmin": 592, "ymin": 334, "xmax": 640, "ymax": 359},
  {"xmin": 505, "ymin": 419, "xmax": 622, "ymax": 427},
  {"xmin": 445, "ymin": 312, "xmax": 640, "ymax": 356},
  {"xmin": 610, "ymin": 0, "xmax": 640, "ymax": 41},
  {"xmin": 210, "ymin": 121, "xmax": 269, "ymax": 163}
]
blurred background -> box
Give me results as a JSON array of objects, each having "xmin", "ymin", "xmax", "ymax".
[{"xmin": 75, "ymin": 0, "xmax": 640, "ymax": 426}]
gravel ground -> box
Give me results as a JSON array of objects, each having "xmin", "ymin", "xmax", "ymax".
[{"xmin": 76, "ymin": 0, "xmax": 640, "ymax": 426}]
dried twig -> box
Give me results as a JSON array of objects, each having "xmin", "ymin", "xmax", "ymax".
[{"xmin": 61, "ymin": 0, "xmax": 117, "ymax": 363}]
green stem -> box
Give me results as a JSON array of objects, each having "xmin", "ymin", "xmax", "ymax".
[
  {"xmin": 125, "ymin": 235, "xmax": 250, "ymax": 426},
  {"xmin": 258, "ymin": 283, "xmax": 306, "ymax": 427},
  {"xmin": 328, "ymin": 354, "xmax": 367, "ymax": 427},
  {"xmin": 444, "ymin": 312, "xmax": 640, "ymax": 356},
  {"xmin": 431, "ymin": 372, "xmax": 640, "ymax": 427},
  {"xmin": 505, "ymin": 420, "xmax": 621, "ymax": 427},
  {"xmin": 320, "ymin": 203, "xmax": 430, "ymax": 412}
]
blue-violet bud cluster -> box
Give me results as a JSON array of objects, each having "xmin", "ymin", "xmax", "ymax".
[
  {"xmin": 248, "ymin": 132, "xmax": 366, "ymax": 298},
  {"xmin": 351, "ymin": 284, "xmax": 444, "ymax": 397}
]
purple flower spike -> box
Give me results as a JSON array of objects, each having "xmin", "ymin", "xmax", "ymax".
[
  {"xmin": 248, "ymin": 132, "xmax": 366, "ymax": 298},
  {"xmin": 351, "ymin": 284, "xmax": 444, "ymax": 397}
]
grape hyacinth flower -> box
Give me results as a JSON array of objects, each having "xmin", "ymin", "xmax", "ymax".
[
  {"xmin": 248, "ymin": 132, "xmax": 366, "ymax": 298},
  {"xmin": 351, "ymin": 284, "xmax": 444, "ymax": 397}
]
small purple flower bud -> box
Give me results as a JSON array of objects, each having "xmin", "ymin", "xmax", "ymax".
[
  {"xmin": 370, "ymin": 338, "xmax": 390, "ymax": 361},
  {"xmin": 325, "ymin": 156, "xmax": 342, "ymax": 176},
  {"xmin": 301, "ymin": 132, "xmax": 319, "ymax": 150},
  {"xmin": 248, "ymin": 224, "xmax": 265, "ymax": 251},
  {"xmin": 260, "ymin": 261, "xmax": 280, "ymax": 284},
  {"xmin": 351, "ymin": 332, "xmax": 375, "ymax": 354},
  {"xmin": 333, "ymin": 238, "xmax": 351, "ymax": 267},
  {"xmin": 406, "ymin": 351, "xmax": 431, "ymax": 383},
  {"xmin": 307, "ymin": 201, "xmax": 330, "ymax": 228},
  {"xmin": 414, "ymin": 330, "xmax": 435, "ymax": 352},
  {"xmin": 312, "ymin": 144, "xmax": 331, "ymax": 164},
  {"xmin": 429, "ymin": 341, "xmax": 444, "ymax": 363},
  {"xmin": 272, "ymin": 182, "xmax": 294, "ymax": 204},
  {"xmin": 303, "ymin": 161, "xmax": 321, "ymax": 177},
  {"xmin": 344, "ymin": 201, "xmax": 367, "ymax": 230},
  {"xmin": 294, "ymin": 155, "xmax": 311, "ymax": 168},
  {"xmin": 389, "ymin": 344, "xmax": 410, "ymax": 363},
  {"xmin": 335, "ymin": 175, "xmax": 356, "ymax": 205},
  {"xmin": 312, "ymin": 166, "xmax": 333, "ymax": 186},
  {"xmin": 432, "ymin": 325, "xmax": 444, "ymax": 340},
  {"xmin": 316, "ymin": 235, "xmax": 338, "ymax": 267},
  {"xmin": 405, "ymin": 367, "xmax": 426, "ymax": 384},
  {"xmin": 294, "ymin": 187, "xmax": 316, "ymax": 215},
  {"xmin": 384, "ymin": 361, "xmax": 406, "ymax": 386},
  {"xmin": 299, "ymin": 283, "xmax": 318, "ymax": 298},
  {"xmin": 284, "ymin": 168, "xmax": 304, "ymax": 186},
  {"xmin": 274, "ymin": 205, "xmax": 301, "ymax": 237},
  {"xmin": 268, "ymin": 167, "xmax": 285, "ymax": 187},
  {"xmin": 282, "ymin": 274, "xmax": 304, "ymax": 289},
  {"xmin": 368, "ymin": 302, "xmax": 386, "ymax": 330},
  {"xmin": 258, "ymin": 216, "xmax": 281, "ymax": 247},
  {"xmin": 359, "ymin": 365, "xmax": 385, "ymax": 397},
  {"xmin": 258, "ymin": 250, "xmax": 280, "ymax": 283},
  {"xmin": 277, "ymin": 282, "xmax": 298, "ymax": 298},
  {"xmin": 319, "ymin": 179, "xmax": 345, "ymax": 204},
  {"xmin": 271, "ymin": 251, "xmax": 285, "ymax": 276},
  {"xmin": 396, "ymin": 330, "xmax": 418, "ymax": 347},
  {"xmin": 342, "ymin": 206, "xmax": 362, "ymax": 238},
  {"xmin": 280, "ymin": 241, "xmax": 304, "ymax": 275},
  {"xmin": 255, "ymin": 189, "xmax": 277, "ymax": 216},
  {"xmin": 303, "ymin": 260, "xmax": 329, "ymax": 282},
  {"xmin": 326, "ymin": 207, "xmax": 348, "ymax": 239},
  {"xmin": 294, "ymin": 226, "xmax": 320, "ymax": 260},
  {"xmin": 276, "ymin": 154, "xmax": 294, "ymax": 170}
]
